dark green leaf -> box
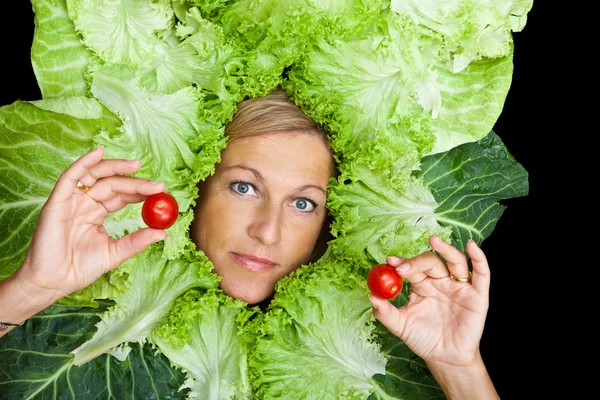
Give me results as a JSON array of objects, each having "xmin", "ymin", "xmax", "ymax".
[
  {"xmin": 0, "ymin": 305, "xmax": 186, "ymax": 400},
  {"xmin": 417, "ymin": 130, "xmax": 529, "ymax": 248}
]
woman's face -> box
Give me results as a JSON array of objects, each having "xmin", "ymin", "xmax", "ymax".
[{"xmin": 191, "ymin": 132, "xmax": 335, "ymax": 305}]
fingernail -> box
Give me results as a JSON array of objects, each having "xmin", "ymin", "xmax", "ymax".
[
  {"xmin": 153, "ymin": 231, "xmax": 168, "ymax": 242},
  {"xmin": 95, "ymin": 145, "xmax": 104, "ymax": 152},
  {"xmin": 430, "ymin": 235, "xmax": 441, "ymax": 244},
  {"xmin": 397, "ymin": 262, "xmax": 410, "ymax": 272},
  {"xmin": 149, "ymin": 180, "xmax": 163, "ymax": 186},
  {"xmin": 127, "ymin": 160, "xmax": 141, "ymax": 164},
  {"xmin": 368, "ymin": 294, "xmax": 378, "ymax": 310},
  {"xmin": 468, "ymin": 239, "xmax": 479, "ymax": 248}
]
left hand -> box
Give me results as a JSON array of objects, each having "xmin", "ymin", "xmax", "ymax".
[{"xmin": 369, "ymin": 235, "xmax": 490, "ymax": 368}]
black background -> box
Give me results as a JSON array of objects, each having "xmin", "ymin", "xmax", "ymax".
[{"xmin": 3, "ymin": 2, "xmax": 551, "ymax": 398}]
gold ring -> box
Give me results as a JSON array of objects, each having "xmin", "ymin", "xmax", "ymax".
[
  {"xmin": 76, "ymin": 181, "xmax": 89, "ymax": 192},
  {"xmin": 449, "ymin": 270, "xmax": 472, "ymax": 284}
]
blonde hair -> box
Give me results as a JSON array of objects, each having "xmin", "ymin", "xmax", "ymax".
[{"xmin": 225, "ymin": 89, "xmax": 329, "ymax": 144}]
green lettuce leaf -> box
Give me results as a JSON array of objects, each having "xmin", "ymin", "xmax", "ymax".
[
  {"xmin": 152, "ymin": 289, "xmax": 258, "ymax": 399},
  {"xmin": 249, "ymin": 259, "xmax": 388, "ymax": 399},
  {"xmin": 285, "ymin": 10, "xmax": 515, "ymax": 157},
  {"xmin": 285, "ymin": 12, "xmax": 437, "ymax": 158},
  {"xmin": 89, "ymin": 72, "xmax": 227, "ymax": 258},
  {"xmin": 70, "ymin": 245, "xmax": 218, "ymax": 365},
  {"xmin": 215, "ymin": 0, "xmax": 387, "ymax": 65},
  {"xmin": 67, "ymin": 0, "xmax": 175, "ymax": 68},
  {"xmin": 326, "ymin": 130, "xmax": 528, "ymax": 265},
  {"xmin": 31, "ymin": 0, "xmax": 94, "ymax": 99},
  {"xmin": 390, "ymin": 0, "xmax": 534, "ymax": 72},
  {"xmin": 423, "ymin": 54, "xmax": 514, "ymax": 154},
  {"xmin": 326, "ymin": 131, "xmax": 452, "ymax": 265}
]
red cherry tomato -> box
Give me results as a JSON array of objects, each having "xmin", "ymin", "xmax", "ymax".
[
  {"xmin": 367, "ymin": 263, "xmax": 403, "ymax": 300},
  {"xmin": 141, "ymin": 192, "xmax": 179, "ymax": 229}
]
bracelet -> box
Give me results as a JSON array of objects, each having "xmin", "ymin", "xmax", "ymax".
[{"xmin": 0, "ymin": 321, "xmax": 24, "ymax": 331}]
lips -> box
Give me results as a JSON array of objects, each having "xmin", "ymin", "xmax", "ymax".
[{"xmin": 231, "ymin": 252, "xmax": 277, "ymax": 271}]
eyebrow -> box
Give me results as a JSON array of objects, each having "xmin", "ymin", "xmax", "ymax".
[{"xmin": 225, "ymin": 164, "xmax": 327, "ymax": 195}]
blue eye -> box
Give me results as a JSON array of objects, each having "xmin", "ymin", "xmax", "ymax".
[
  {"xmin": 293, "ymin": 198, "xmax": 316, "ymax": 212},
  {"xmin": 231, "ymin": 181, "xmax": 256, "ymax": 196}
]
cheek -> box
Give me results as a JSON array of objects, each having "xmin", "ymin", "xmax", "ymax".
[
  {"xmin": 282, "ymin": 214, "xmax": 326, "ymax": 263},
  {"xmin": 194, "ymin": 188, "xmax": 262, "ymax": 258},
  {"xmin": 196, "ymin": 198, "xmax": 242, "ymax": 249}
]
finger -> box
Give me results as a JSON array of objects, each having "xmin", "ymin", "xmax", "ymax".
[
  {"xmin": 78, "ymin": 159, "xmax": 143, "ymax": 187},
  {"xmin": 101, "ymin": 193, "xmax": 147, "ymax": 213},
  {"xmin": 369, "ymin": 294, "xmax": 404, "ymax": 338},
  {"xmin": 108, "ymin": 228, "xmax": 168, "ymax": 271},
  {"xmin": 49, "ymin": 147, "xmax": 105, "ymax": 202},
  {"xmin": 429, "ymin": 235, "xmax": 470, "ymax": 282},
  {"xmin": 86, "ymin": 176, "xmax": 166, "ymax": 202},
  {"xmin": 385, "ymin": 256, "xmax": 405, "ymax": 267},
  {"xmin": 466, "ymin": 240, "xmax": 490, "ymax": 296},
  {"xmin": 395, "ymin": 250, "xmax": 448, "ymax": 285}
]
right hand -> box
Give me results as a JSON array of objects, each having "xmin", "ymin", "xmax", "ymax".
[{"xmin": 16, "ymin": 146, "xmax": 168, "ymax": 304}]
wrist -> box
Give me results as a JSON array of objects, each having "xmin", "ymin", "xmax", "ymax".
[
  {"xmin": 426, "ymin": 353, "xmax": 499, "ymax": 400},
  {"xmin": 0, "ymin": 261, "xmax": 58, "ymax": 324}
]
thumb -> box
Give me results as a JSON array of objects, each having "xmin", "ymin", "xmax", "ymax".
[
  {"xmin": 109, "ymin": 228, "xmax": 167, "ymax": 270},
  {"xmin": 369, "ymin": 294, "xmax": 404, "ymax": 339}
]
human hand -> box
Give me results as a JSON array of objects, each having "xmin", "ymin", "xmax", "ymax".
[
  {"xmin": 369, "ymin": 236, "xmax": 490, "ymax": 369},
  {"xmin": 15, "ymin": 146, "xmax": 169, "ymax": 306}
]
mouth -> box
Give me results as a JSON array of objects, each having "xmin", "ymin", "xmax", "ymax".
[{"xmin": 230, "ymin": 252, "xmax": 278, "ymax": 272}]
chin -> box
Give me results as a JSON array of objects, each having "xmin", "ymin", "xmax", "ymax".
[{"xmin": 220, "ymin": 281, "xmax": 273, "ymax": 305}]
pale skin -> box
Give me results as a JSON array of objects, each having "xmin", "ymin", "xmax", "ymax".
[{"xmin": 0, "ymin": 143, "xmax": 499, "ymax": 399}]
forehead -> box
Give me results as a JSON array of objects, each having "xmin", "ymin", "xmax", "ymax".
[{"xmin": 219, "ymin": 132, "xmax": 335, "ymax": 186}]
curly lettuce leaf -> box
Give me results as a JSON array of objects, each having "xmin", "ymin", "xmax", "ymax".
[
  {"xmin": 215, "ymin": 0, "xmax": 387, "ymax": 64},
  {"xmin": 286, "ymin": 9, "xmax": 515, "ymax": 157},
  {"xmin": 249, "ymin": 259, "xmax": 387, "ymax": 399},
  {"xmin": 70, "ymin": 245, "xmax": 218, "ymax": 365},
  {"xmin": 391, "ymin": 0, "xmax": 534, "ymax": 72},
  {"xmin": 93, "ymin": 7, "xmax": 249, "ymax": 123},
  {"xmin": 285, "ymin": 12, "xmax": 438, "ymax": 158},
  {"xmin": 251, "ymin": 258, "xmax": 446, "ymax": 399},
  {"xmin": 55, "ymin": 266, "xmax": 131, "ymax": 308},
  {"xmin": 326, "ymin": 131, "xmax": 452, "ymax": 265},
  {"xmin": 66, "ymin": 0, "xmax": 175, "ymax": 67},
  {"xmin": 88, "ymin": 71, "xmax": 227, "ymax": 257},
  {"xmin": 91, "ymin": 72, "xmax": 226, "ymax": 191},
  {"xmin": 152, "ymin": 289, "xmax": 258, "ymax": 399},
  {"xmin": 185, "ymin": 0, "xmax": 389, "ymax": 98},
  {"xmin": 326, "ymin": 130, "xmax": 528, "ymax": 265}
]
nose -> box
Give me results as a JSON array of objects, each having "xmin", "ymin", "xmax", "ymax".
[{"xmin": 248, "ymin": 203, "xmax": 283, "ymax": 245}]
